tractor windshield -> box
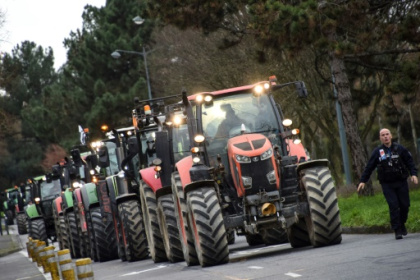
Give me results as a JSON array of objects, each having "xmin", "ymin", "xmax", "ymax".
[
  {"xmin": 202, "ymin": 92, "xmax": 281, "ymax": 171},
  {"xmin": 104, "ymin": 142, "xmax": 120, "ymax": 175},
  {"xmin": 140, "ymin": 129, "xmax": 157, "ymax": 167},
  {"xmin": 172, "ymin": 123, "xmax": 191, "ymax": 163},
  {"xmin": 40, "ymin": 180, "xmax": 61, "ymax": 200}
]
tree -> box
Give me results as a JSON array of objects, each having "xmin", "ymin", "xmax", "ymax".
[
  {"xmin": 62, "ymin": 1, "xmax": 155, "ymax": 136},
  {"xmin": 146, "ymin": 0, "xmax": 420, "ymax": 194},
  {"xmin": 0, "ymin": 41, "xmax": 57, "ymax": 186}
]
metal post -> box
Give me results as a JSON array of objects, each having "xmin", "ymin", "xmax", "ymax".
[
  {"xmin": 142, "ymin": 46, "xmax": 152, "ymax": 100},
  {"xmin": 332, "ymin": 72, "xmax": 352, "ymax": 185}
]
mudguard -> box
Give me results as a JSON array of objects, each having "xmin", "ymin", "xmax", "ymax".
[
  {"xmin": 54, "ymin": 197, "xmax": 63, "ymax": 214},
  {"xmin": 286, "ymin": 139, "xmax": 308, "ymax": 162},
  {"xmin": 296, "ymin": 159, "xmax": 329, "ymax": 173},
  {"xmin": 26, "ymin": 204, "xmax": 41, "ymax": 219},
  {"xmin": 80, "ymin": 183, "xmax": 98, "ymax": 211},
  {"xmin": 63, "ymin": 188, "xmax": 74, "ymax": 211},
  {"xmin": 175, "ymin": 156, "xmax": 193, "ymax": 187},
  {"xmin": 140, "ymin": 167, "xmax": 162, "ymax": 193}
]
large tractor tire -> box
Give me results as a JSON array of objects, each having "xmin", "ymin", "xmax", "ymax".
[
  {"xmin": 157, "ymin": 193, "xmax": 184, "ymax": 263},
  {"xmin": 59, "ymin": 216, "xmax": 70, "ymax": 250},
  {"xmin": 139, "ymin": 182, "xmax": 167, "ymax": 263},
  {"xmin": 5, "ymin": 210, "xmax": 14, "ymax": 225},
  {"xmin": 245, "ymin": 233, "xmax": 264, "ymax": 246},
  {"xmin": 171, "ymin": 172, "xmax": 199, "ymax": 266},
  {"xmin": 227, "ymin": 229, "xmax": 235, "ymax": 245},
  {"xmin": 301, "ymin": 166, "xmax": 342, "ymax": 247},
  {"xmin": 287, "ymin": 217, "xmax": 311, "ymax": 248},
  {"xmin": 86, "ymin": 211, "xmax": 97, "ymax": 261},
  {"xmin": 260, "ymin": 227, "xmax": 289, "ymax": 245},
  {"xmin": 67, "ymin": 211, "xmax": 82, "ymax": 258},
  {"xmin": 118, "ymin": 200, "xmax": 149, "ymax": 262},
  {"xmin": 91, "ymin": 208, "xmax": 118, "ymax": 262},
  {"xmin": 29, "ymin": 219, "xmax": 48, "ymax": 244},
  {"xmin": 187, "ymin": 187, "xmax": 229, "ymax": 267},
  {"xmin": 17, "ymin": 213, "xmax": 28, "ymax": 234}
]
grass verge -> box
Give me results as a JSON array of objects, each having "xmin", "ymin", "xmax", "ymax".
[{"xmin": 338, "ymin": 187, "xmax": 420, "ymax": 232}]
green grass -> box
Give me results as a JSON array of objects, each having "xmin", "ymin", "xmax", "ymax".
[{"xmin": 338, "ymin": 187, "xmax": 420, "ymax": 232}]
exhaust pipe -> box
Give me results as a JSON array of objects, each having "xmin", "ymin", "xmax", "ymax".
[{"xmin": 261, "ymin": 203, "xmax": 277, "ymax": 216}]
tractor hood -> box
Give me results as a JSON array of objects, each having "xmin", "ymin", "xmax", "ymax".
[{"xmin": 227, "ymin": 133, "xmax": 279, "ymax": 197}]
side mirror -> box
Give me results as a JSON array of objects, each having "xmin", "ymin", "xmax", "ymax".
[
  {"xmin": 295, "ymin": 81, "xmax": 308, "ymax": 98},
  {"xmin": 97, "ymin": 146, "xmax": 110, "ymax": 168}
]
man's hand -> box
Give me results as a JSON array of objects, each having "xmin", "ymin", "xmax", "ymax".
[
  {"xmin": 411, "ymin": 175, "xmax": 418, "ymax": 185},
  {"xmin": 357, "ymin": 182, "xmax": 365, "ymax": 193}
]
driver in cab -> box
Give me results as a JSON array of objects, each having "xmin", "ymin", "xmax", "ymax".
[{"xmin": 214, "ymin": 103, "xmax": 248, "ymax": 138}]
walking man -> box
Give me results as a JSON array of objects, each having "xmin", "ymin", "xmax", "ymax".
[{"xmin": 357, "ymin": 128, "xmax": 418, "ymax": 239}]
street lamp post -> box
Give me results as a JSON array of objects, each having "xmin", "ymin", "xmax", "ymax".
[{"xmin": 111, "ymin": 47, "xmax": 152, "ymax": 100}]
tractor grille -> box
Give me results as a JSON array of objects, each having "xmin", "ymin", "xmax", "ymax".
[{"xmin": 241, "ymin": 159, "xmax": 277, "ymax": 195}]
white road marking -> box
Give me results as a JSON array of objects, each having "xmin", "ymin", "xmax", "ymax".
[
  {"xmin": 121, "ymin": 264, "xmax": 167, "ymax": 276},
  {"xmin": 285, "ymin": 272, "xmax": 302, "ymax": 278},
  {"xmin": 248, "ymin": 266, "xmax": 263, "ymax": 269}
]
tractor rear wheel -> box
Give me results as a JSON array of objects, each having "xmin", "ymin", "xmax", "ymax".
[
  {"xmin": 187, "ymin": 187, "xmax": 229, "ymax": 267},
  {"xmin": 227, "ymin": 229, "xmax": 235, "ymax": 245},
  {"xmin": 245, "ymin": 233, "xmax": 264, "ymax": 246},
  {"xmin": 91, "ymin": 207, "xmax": 118, "ymax": 262},
  {"xmin": 29, "ymin": 219, "xmax": 48, "ymax": 244},
  {"xmin": 59, "ymin": 216, "xmax": 69, "ymax": 250},
  {"xmin": 67, "ymin": 211, "xmax": 82, "ymax": 258},
  {"xmin": 157, "ymin": 193, "xmax": 184, "ymax": 262},
  {"xmin": 287, "ymin": 217, "xmax": 311, "ymax": 248},
  {"xmin": 171, "ymin": 172, "xmax": 198, "ymax": 266},
  {"xmin": 301, "ymin": 166, "xmax": 342, "ymax": 247},
  {"xmin": 118, "ymin": 200, "xmax": 149, "ymax": 262},
  {"xmin": 260, "ymin": 227, "xmax": 289, "ymax": 245},
  {"xmin": 5, "ymin": 210, "xmax": 14, "ymax": 225},
  {"xmin": 86, "ymin": 211, "xmax": 97, "ymax": 261},
  {"xmin": 139, "ymin": 181, "xmax": 167, "ymax": 262},
  {"xmin": 17, "ymin": 213, "xmax": 27, "ymax": 234}
]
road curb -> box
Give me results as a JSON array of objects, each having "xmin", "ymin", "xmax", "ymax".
[{"xmin": 0, "ymin": 234, "xmax": 23, "ymax": 257}]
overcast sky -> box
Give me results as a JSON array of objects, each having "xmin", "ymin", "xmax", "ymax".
[{"xmin": 1, "ymin": 0, "xmax": 105, "ymax": 70}]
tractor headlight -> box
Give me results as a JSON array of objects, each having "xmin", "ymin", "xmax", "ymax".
[
  {"xmin": 194, "ymin": 134, "xmax": 205, "ymax": 143},
  {"xmin": 193, "ymin": 156, "xmax": 201, "ymax": 164},
  {"xmin": 35, "ymin": 197, "xmax": 41, "ymax": 204},
  {"xmin": 242, "ymin": 176, "xmax": 252, "ymax": 188},
  {"xmin": 260, "ymin": 148, "xmax": 273, "ymax": 161},
  {"xmin": 118, "ymin": 170, "xmax": 125, "ymax": 178},
  {"xmin": 266, "ymin": 170, "xmax": 277, "ymax": 184},
  {"xmin": 235, "ymin": 154, "xmax": 251, "ymax": 163}
]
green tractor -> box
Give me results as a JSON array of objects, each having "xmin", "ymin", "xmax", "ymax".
[
  {"xmin": 2, "ymin": 187, "xmax": 23, "ymax": 226},
  {"xmin": 26, "ymin": 168, "xmax": 62, "ymax": 244}
]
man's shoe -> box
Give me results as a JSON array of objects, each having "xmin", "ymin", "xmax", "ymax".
[
  {"xmin": 395, "ymin": 230, "xmax": 403, "ymax": 240},
  {"xmin": 401, "ymin": 224, "xmax": 408, "ymax": 236}
]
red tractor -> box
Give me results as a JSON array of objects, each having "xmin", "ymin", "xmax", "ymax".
[{"xmin": 170, "ymin": 76, "xmax": 342, "ymax": 267}]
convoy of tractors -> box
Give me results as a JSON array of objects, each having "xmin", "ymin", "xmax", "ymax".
[{"xmin": 3, "ymin": 76, "xmax": 343, "ymax": 267}]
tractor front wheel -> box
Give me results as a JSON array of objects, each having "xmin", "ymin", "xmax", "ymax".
[
  {"xmin": 187, "ymin": 187, "xmax": 229, "ymax": 267},
  {"xmin": 140, "ymin": 181, "xmax": 167, "ymax": 262},
  {"xmin": 157, "ymin": 193, "xmax": 184, "ymax": 262},
  {"xmin": 301, "ymin": 166, "xmax": 342, "ymax": 247},
  {"xmin": 118, "ymin": 200, "xmax": 149, "ymax": 262}
]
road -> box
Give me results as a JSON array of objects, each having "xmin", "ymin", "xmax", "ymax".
[{"xmin": 3, "ymin": 227, "xmax": 420, "ymax": 280}]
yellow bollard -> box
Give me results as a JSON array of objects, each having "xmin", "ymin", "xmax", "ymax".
[
  {"xmin": 48, "ymin": 254, "xmax": 60, "ymax": 280},
  {"xmin": 34, "ymin": 241, "xmax": 46, "ymax": 267},
  {"xmin": 58, "ymin": 249, "xmax": 76, "ymax": 280},
  {"xmin": 76, "ymin": 258, "xmax": 94, "ymax": 280},
  {"xmin": 29, "ymin": 239, "xmax": 38, "ymax": 262},
  {"xmin": 42, "ymin": 245, "xmax": 55, "ymax": 273}
]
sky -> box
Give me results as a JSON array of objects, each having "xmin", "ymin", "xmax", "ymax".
[{"xmin": 1, "ymin": 0, "xmax": 106, "ymax": 70}]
